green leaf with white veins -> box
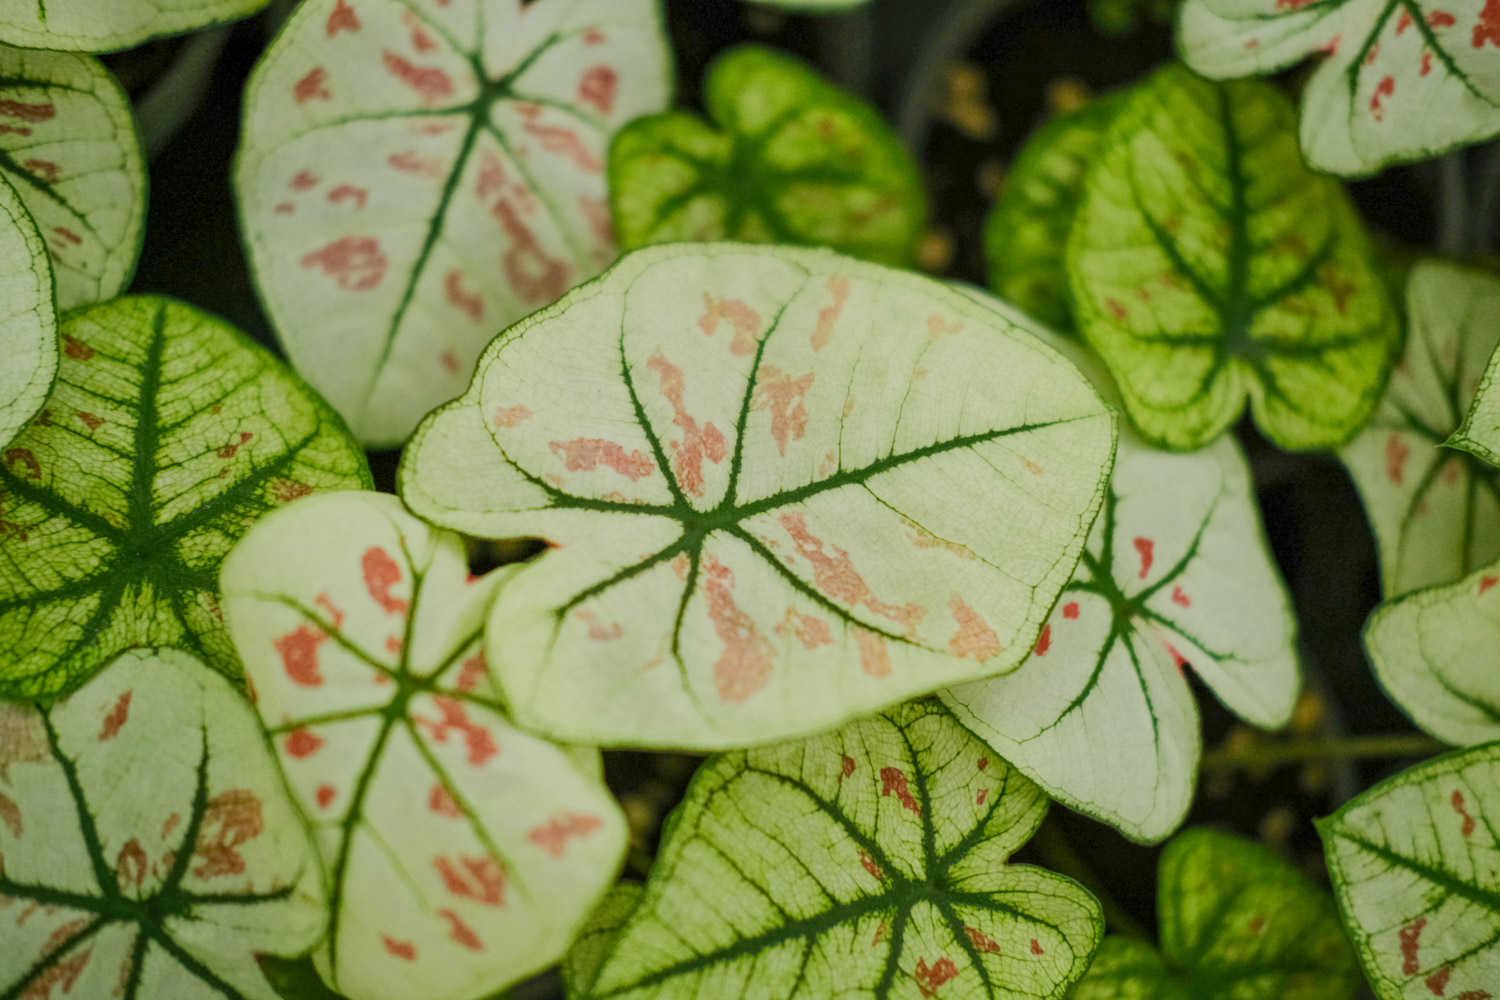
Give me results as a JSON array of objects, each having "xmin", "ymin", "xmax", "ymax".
[
  {"xmin": 1067, "ymin": 63, "xmax": 1399, "ymax": 452},
  {"xmin": 400, "ymin": 243, "xmax": 1117, "ymax": 750},
  {"xmin": 1178, "ymin": 0, "xmax": 1500, "ymax": 177},
  {"xmin": 582, "ymin": 701, "xmax": 1103, "ymax": 1000},
  {"xmin": 1319, "ymin": 740, "xmax": 1500, "ymax": 999},
  {"xmin": 0, "ymin": 296, "xmax": 370, "ymax": 702},
  {"xmin": 236, "ymin": 0, "xmax": 672, "ymax": 448},
  {"xmin": 0, "ymin": 0, "xmax": 270, "ymax": 53},
  {"xmin": 0, "ymin": 44, "xmax": 146, "ymax": 309},
  {"xmin": 0, "ymin": 648, "xmax": 325, "ymax": 1000},
  {"xmin": 222, "ymin": 491, "xmax": 628, "ymax": 1000},
  {"xmin": 0, "ymin": 172, "xmax": 56, "ymax": 452}
]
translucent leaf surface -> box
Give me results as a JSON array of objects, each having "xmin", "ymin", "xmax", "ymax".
[
  {"xmin": 401, "ymin": 243, "xmax": 1117, "ymax": 749},
  {"xmin": 1070, "ymin": 828, "xmax": 1359, "ymax": 999},
  {"xmin": 609, "ymin": 44, "xmax": 926, "ymax": 267},
  {"xmin": 564, "ymin": 883, "xmax": 643, "ymax": 998},
  {"xmin": 1342, "ymin": 262, "xmax": 1500, "ymax": 598},
  {"xmin": 0, "ymin": 172, "xmax": 55, "ymax": 451},
  {"xmin": 1179, "ymin": 0, "xmax": 1500, "ymax": 176},
  {"xmin": 222, "ymin": 491, "xmax": 628, "ymax": 1000},
  {"xmin": 0, "ymin": 44, "xmax": 146, "ymax": 309},
  {"xmin": 0, "ymin": 296, "xmax": 370, "ymax": 701},
  {"xmin": 236, "ymin": 0, "xmax": 672, "ymax": 447},
  {"xmin": 0, "ymin": 0, "xmax": 270, "ymax": 52},
  {"xmin": 1066, "ymin": 63, "xmax": 1399, "ymax": 451},
  {"xmin": 582, "ymin": 700, "xmax": 1103, "ymax": 1000},
  {"xmin": 0, "ymin": 648, "xmax": 325, "ymax": 1000},
  {"xmin": 1319, "ymin": 740, "xmax": 1500, "ymax": 998}
]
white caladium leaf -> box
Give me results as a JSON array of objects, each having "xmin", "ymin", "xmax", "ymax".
[
  {"xmin": 236, "ymin": 0, "xmax": 672, "ymax": 447},
  {"xmin": 0, "ymin": 172, "xmax": 56, "ymax": 451},
  {"xmin": 0, "ymin": 44, "xmax": 146, "ymax": 309},
  {"xmin": 0, "ymin": 0, "xmax": 270, "ymax": 52},
  {"xmin": 221, "ymin": 491, "xmax": 628, "ymax": 1000},
  {"xmin": 1342, "ymin": 262, "xmax": 1500, "ymax": 599},
  {"xmin": 0, "ymin": 296, "xmax": 371, "ymax": 701},
  {"xmin": 0, "ymin": 648, "xmax": 325, "ymax": 1000},
  {"xmin": 583, "ymin": 701, "xmax": 1103, "ymax": 1000},
  {"xmin": 401, "ymin": 243, "xmax": 1117, "ymax": 750},
  {"xmin": 1319, "ymin": 740, "xmax": 1500, "ymax": 998},
  {"xmin": 1178, "ymin": 0, "xmax": 1500, "ymax": 176}
]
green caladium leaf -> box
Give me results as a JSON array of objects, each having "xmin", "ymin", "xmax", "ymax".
[
  {"xmin": 983, "ymin": 93, "xmax": 1125, "ymax": 331},
  {"xmin": 581, "ymin": 700, "xmax": 1103, "ymax": 1000},
  {"xmin": 1451, "ymin": 304, "xmax": 1500, "ymax": 468},
  {"xmin": 1066, "ymin": 62, "xmax": 1399, "ymax": 452},
  {"xmin": 563, "ymin": 883, "xmax": 643, "ymax": 998},
  {"xmin": 0, "ymin": 172, "xmax": 56, "ymax": 452},
  {"xmin": 0, "ymin": 44, "xmax": 146, "ymax": 309},
  {"xmin": 1070, "ymin": 828, "xmax": 1359, "ymax": 999},
  {"xmin": 0, "ymin": 295, "xmax": 370, "ymax": 702},
  {"xmin": 1319, "ymin": 740, "xmax": 1500, "ymax": 998},
  {"xmin": 0, "ymin": 647, "xmax": 326, "ymax": 1000},
  {"xmin": 609, "ymin": 44, "xmax": 926, "ymax": 267},
  {"xmin": 0, "ymin": 0, "xmax": 270, "ymax": 52},
  {"xmin": 221, "ymin": 491, "xmax": 628, "ymax": 1000},
  {"xmin": 1178, "ymin": 0, "xmax": 1500, "ymax": 177},
  {"xmin": 1341, "ymin": 261, "xmax": 1500, "ymax": 599},
  {"xmin": 400, "ymin": 243, "xmax": 1117, "ymax": 750},
  {"xmin": 235, "ymin": 0, "xmax": 672, "ymax": 448}
]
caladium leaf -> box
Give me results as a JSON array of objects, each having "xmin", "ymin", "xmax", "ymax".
[
  {"xmin": 0, "ymin": 44, "xmax": 146, "ymax": 309},
  {"xmin": 1178, "ymin": 0, "xmax": 1500, "ymax": 177},
  {"xmin": 400, "ymin": 243, "xmax": 1117, "ymax": 750},
  {"xmin": 563, "ymin": 883, "xmax": 643, "ymax": 998},
  {"xmin": 1070, "ymin": 828, "xmax": 1359, "ymax": 1000},
  {"xmin": 1318, "ymin": 740, "xmax": 1500, "ymax": 998},
  {"xmin": 609, "ymin": 44, "xmax": 926, "ymax": 267},
  {"xmin": 1066, "ymin": 63, "xmax": 1399, "ymax": 452},
  {"xmin": 221, "ymin": 491, "xmax": 628, "ymax": 1000},
  {"xmin": 0, "ymin": 647, "xmax": 325, "ymax": 1000},
  {"xmin": 0, "ymin": 172, "xmax": 56, "ymax": 452},
  {"xmin": 1341, "ymin": 261, "xmax": 1500, "ymax": 599},
  {"xmin": 581, "ymin": 700, "xmax": 1104, "ymax": 1000},
  {"xmin": 1451, "ymin": 305, "xmax": 1500, "ymax": 468},
  {"xmin": 0, "ymin": 295, "xmax": 371, "ymax": 701},
  {"xmin": 0, "ymin": 0, "xmax": 270, "ymax": 52},
  {"xmin": 235, "ymin": 0, "xmax": 672, "ymax": 448}
]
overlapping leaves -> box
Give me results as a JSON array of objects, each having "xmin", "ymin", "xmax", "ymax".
[
  {"xmin": 0, "ymin": 0, "xmax": 270, "ymax": 52},
  {"xmin": 0, "ymin": 172, "xmax": 55, "ymax": 452},
  {"xmin": 236, "ymin": 0, "xmax": 672, "ymax": 446},
  {"xmin": 578, "ymin": 700, "xmax": 1103, "ymax": 1000},
  {"xmin": 0, "ymin": 296, "xmax": 370, "ymax": 701}
]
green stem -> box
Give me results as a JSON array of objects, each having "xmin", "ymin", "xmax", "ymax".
[
  {"xmin": 1201, "ymin": 734, "xmax": 1446, "ymax": 772},
  {"xmin": 1031, "ymin": 818, "xmax": 1152, "ymax": 941}
]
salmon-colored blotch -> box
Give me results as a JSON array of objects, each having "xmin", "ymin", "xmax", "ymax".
[
  {"xmin": 528, "ymin": 812, "xmax": 605, "ymax": 856},
  {"xmin": 950, "ymin": 595, "xmax": 1001, "ymax": 661},
  {"xmin": 362, "ymin": 547, "xmax": 409, "ymax": 615},
  {"xmin": 275, "ymin": 626, "xmax": 328, "ymax": 686},
  {"xmin": 435, "ymin": 854, "xmax": 506, "ymax": 906},
  {"xmin": 880, "ymin": 766, "xmax": 921, "ymax": 815},
  {"xmin": 98, "ymin": 692, "xmax": 131, "ymax": 742}
]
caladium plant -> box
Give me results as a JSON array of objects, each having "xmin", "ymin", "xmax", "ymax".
[
  {"xmin": 0, "ymin": 173, "xmax": 56, "ymax": 452},
  {"xmin": 0, "ymin": 0, "xmax": 271, "ymax": 52}
]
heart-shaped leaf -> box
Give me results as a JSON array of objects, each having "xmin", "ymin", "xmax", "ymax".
[
  {"xmin": 235, "ymin": 0, "xmax": 672, "ymax": 447},
  {"xmin": 1319, "ymin": 740, "xmax": 1500, "ymax": 999},
  {"xmin": 0, "ymin": 647, "xmax": 325, "ymax": 1000},
  {"xmin": 563, "ymin": 883, "xmax": 643, "ymax": 998},
  {"xmin": 0, "ymin": 295, "xmax": 370, "ymax": 701},
  {"xmin": 0, "ymin": 0, "xmax": 270, "ymax": 52},
  {"xmin": 609, "ymin": 44, "xmax": 926, "ymax": 267},
  {"xmin": 400, "ymin": 243, "xmax": 1117, "ymax": 749},
  {"xmin": 580, "ymin": 700, "xmax": 1103, "ymax": 1000},
  {"xmin": 221, "ymin": 491, "xmax": 628, "ymax": 1000},
  {"xmin": 1070, "ymin": 828, "xmax": 1359, "ymax": 1000},
  {"xmin": 0, "ymin": 173, "xmax": 56, "ymax": 451},
  {"xmin": 0, "ymin": 44, "xmax": 146, "ymax": 309},
  {"xmin": 1178, "ymin": 0, "xmax": 1500, "ymax": 176},
  {"xmin": 1066, "ymin": 62, "xmax": 1399, "ymax": 451}
]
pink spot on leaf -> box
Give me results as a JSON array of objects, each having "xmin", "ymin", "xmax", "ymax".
[
  {"xmin": 444, "ymin": 269, "xmax": 483, "ymax": 320},
  {"xmin": 1063, "ymin": 601, "xmax": 1080, "ymax": 619},
  {"xmin": 880, "ymin": 766, "xmax": 921, "ymax": 815},
  {"xmin": 382, "ymin": 937, "xmax": 416, "ymax": 961},
  {"xmin": 0, "ymin": 99, "xmax": 53, "ymax": 122},
  {"xmin": 1031, "ymin": 939, "xmax": 1045, "ymax": 955},
  {"xmin": 702, "ymin": 555, "xmax": 775, "ymax": 702},
  {"xmin": 854, "ymin": 628, "xmax": 892, "ymax": 678},
  {"xmin": 98, "ymin": 692, "xmax": 131, "ymax": 742},
  {"xmin": 776, "ymin": 608, "xmax": 833, "ymax": 649},
  {"xmin": 1427, "ymin": 968, "xmax": 1452, "ymax": 995},
  {"xmin": 1453, "ymin": 790, "xmax": 1477, "ymax": 837},
  {"xmin": 328, "ymin": 184, "xmax": 368, "ymax": 208},
  {"xmin": 284, "ymin": 729, "xmax": 323, "ymax": 759},
  {"xmin": 1480, "ymin": 575, "xmax": 1497, "ymax": 595},
  {"xmin": 752, "ymin": 366, "xmax": 814, "ymax": 455},
  {"xmin": 648, "ymin": 352, "xmax": 727, "ymax": 496},
  {"xmin": 966, "ymin": 926, "xmax": 1001, "ymax": 954},
  {"xmin": 294, "ymin": 67, "xmax": 331, "ymax": 102},
  {"xmin": 1370, "ymin": 76, "xmax": 1395, "ymax": 121},
  {"xmin": 780, "ymin": 512, "xmax": 925, "ymax": 630},
  {"xmin": 416, "ymin": 698, "xmax": 497, "ymax": 766},
  {"xmin": 362, "ymin": 547, "xmax": 408, "ymax": 615},
  {"xmin": 62, "ymin": 335, "xmax": 94, "ymax": 361},
  {"xmin": 698, "ymin": 294, "xmax": 762, "ymax": 356},
  {"xmin": 1477, "ymin": 0, "xmax": 1500, "ymax": 47},
  {"xmin": 914, "ymin": 957, "xmax": 958, "ymax": 997},
  {"xmin": 549, "ymin": 438, "xmax": 656, "ymax": 480},
  {"xmin": 492, "ymin": 405, "xmax": 531, "ymax": 428},
  {"xmin": 327, "ymin": 0, "xmax": 360, "ymax": 35},
  {"xmin": 429, "ymin": 783, "xmax": 462, "ymax": 817},
  {"xmin": 0, "ymin": 793, "xmax": 20, "ymax": 837},
  {"xmin": 23, "ymin": 159, "xmax": 59, "ymax": 182},
  {"xmin": 840, "ymin": 754, "xmax": 856, "ymax": 781},
  {"xmin": 316, "ymin": 785, "xmax": 336, "ymax": 809},
  {"xmin": 859, "ymin": 850, "xmax": 884, "ymax": 879},
  {"xmin": 75, "ymin": 411, "xmax": 102, "ymax": 431},
  {"xmin": 275, "ymin": 626, "xmax": 327, "ymax": 686},
  {"xmin": 1400, "ymin": 919, "xmax": 1426, "ymax": 976},
  {"xmin": 528, "ymin": 812, "xmax": 605, "ymax": 856},
  {"xmin": 494, "ymin": 200, "xmax": 571, "ymax": 303},
  {"xmin": 578, "ymin": 65, "xmax": 617, "ymax": 114},
  {"xmin": 439, "ymin": 908, "xmax": 483, "ymax": 950},
  {"xmin": 1032, "ymin": 624, "xmax": 1051, "ymax": 657},
  {"xmin": 435, "ymin": 855, "xmax": 505, "ymax": 906},
  {"xmin": 217, "ymin": 431, "xmax": 253, "ymax": 459},
  {"xmin": 192, "ymin": 789, "xmax": 264, "ymax": 879},
  {"xmin": 1171, "ymin": 586, "xmax": 1190, "ymax": 607},
  {"xmin": 381, "ymin": 51, "xmax": 454, "ymax": 103},
  {"xmin": 1387, "ymin": 433, "xmax": 1411, "ymax": 484},
  {"xmin": 1133, "ymin": 537, "xmax": 1154, "ymax": 579},
  {"xmin": 301, "ymin": 236, "xmax": 387, "ymax": 291},
  {"xmin": 518, "ymin": 108, "xmax": 603, "ymax": 172},
  {"xmin": 812, "ymin": 276, "xmax": 852, "ymax": 351}
]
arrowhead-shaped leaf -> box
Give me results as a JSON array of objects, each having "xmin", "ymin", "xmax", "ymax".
[
  {"xmin": 0, "ymin": 647, "xmax": 325, "ymax": 1000},
  {"xmin": 1070, "ymin": 828, "xmax": 1359, "ymax": 999},
  {"xmin": 221, "ymin": 491, "xmax": 628, "ymax": 1000},
  {"xmin": 609, "ymin": 44, "xmax": 926, "ymax": 267},
  {"xmin": 582, "ymin": 700, "xmax": 1103, "ymax": 1000},
  {"xmin": 400, "ymin": 243, "xmax": 1117, "ymax": 749},
  {"xmin": 0, "ymin": 172, "xmax": 56, "ymax": 451},
  {"xmin": 1178, "ymin": 0, "xmax": 1500, "ymax": 176},
  {"xmin": 564, "ymin": 883, "xmax": 643, "ymax": 998},
  {"xmin": 0, "ymin": 296, "xmax": 370, "ymax": 701},
  {"xmin": 0, "ymin": 44, "xmax": 145, "ymax": 309},
  {"xmin": 0, "ymin": 0, "xmax": 270, "ymax": 52},
  {"xmin": 1066, "ymin": 63, "xmax": 1399, "ymax": 451},
  {"xmin": 235, "ymin": 0, "xmax": 672, "ymax": 447},
  {"xmin": 1318, "ymin": 740, "xmax": 1500, "ymax": 998}
]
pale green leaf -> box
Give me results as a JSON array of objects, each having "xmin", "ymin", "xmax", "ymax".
[
  {"xmin": 400, "ymin": 243, "xmax": 1117, "ymax": 750},
  {"xmin": 0, "ymin": 0, "xmax": 270, "ymax": 52},
  {"xmin": 609, "ymin": 44, "xmax": 926, "ymax": 267},
  {"xmin": 235, "ymin": 0, "xmax": 673, "ymax": 447},
  {"xmin": 582, "ymin": 700, "xmax": 1103, "ymax": 1000},
  {"xmin": 1178, "ymin": 0, "xmax": 1500, "ymax": 177},
  {"xmin": 1066, "ymin": 63, "xmax": 1399, "ymax": 451},
  {"xmin": 1318, "ymin": 740, "xmax": 1500, "ymax": 999},
  {"xmin": 221, "ymin": 491, "xmax": 628, "ymax": 1000},
  {"xmin": 0, "ymin": 171, "xmax": 56, "ymax": 452},
  {"xmin": 0, "ymin": 296, "xmax": 371, "ymax": 701},
  {"xmin": 1450, "ymin": 299, "xmax": 1500, "ymax": 468},
  {"xmin": 0, "ymin": 43, "xmax": 146, "ymax": 309},
  {"xmin": 0, "ymin": 647, "xmax": 325, "ymax": 1000},
  {"xmin": 564, "ymin": 883, "xmax": 644, "ymax": 998},
  {"xmin": 1070, "ymin": 828, "xmax": 1358, "ymax": 1000}
]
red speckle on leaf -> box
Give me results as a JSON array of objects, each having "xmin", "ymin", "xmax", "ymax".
[
  {"xmin": 98, "ymin": 692, "xmax": 131, "ymax": 742},
  {"xmin": 854, "ymin": 628, "xmax": 892, "ymax": 678},
  {"xmin": 328, "ymin": 184, "xmax": 368, "ymax": 209},
  {"xmin": 429, "ymin": 783, "xmax": 462, "ymax": 817},
  {"xmin": 52, "ymin": 227, "xmax": 81, "ymax": 247},
  {"xmin": 519, "ymin": 110, "xmax": 603, "ymax": 172},
  {"xmin": 316, "ymin": 785, "xmax": 336, "ymax": 809},
  {"xmin": 1166, "ymin": 643, "xmax": 1191, "ymax": 672},
  {"xmin": 1397, "ymin": 9, "xmax": 1414, "ymax": 32},
  {"xmin": 362, "ymin": 547, "xmax": 408, "ymax": 615},
  {"xmin": 840, "ymin": 754, "xmax": 856, "ymax": 781},
  {"xmin": 1106, "ymin": 298, "xmax": 1127, "ymax": 321},
  {"xmin": 1454, "ymin": 993, "xmax": 1493, "ymax": 1000},
  {"xmin": 648, "ymin": 351, "xmax": 728, "ymax": 496},
  {"xmin": 1033, "ymin": 624, "xmax": 1052, "ymax": 657},
  {"xmin": 1387, "ymin": 433, "xmax": 1411, "ymax": 484},
  {"xmin": 403, "ymin": 11, "xmax": 436, "ymax": 51},
  {"xmin": 272, "ymin": 479, "xmax": 314, "ymax": 504},
  {"xmin": 494, "ymin": 200, "xmax": 571, "ymax": 303},
  {"xmin": 1365, "ymin": 42, "xmax": 1381, "ymax": 65},
  {"xmin": 1276, "ymin": 0, "xmax": 1316, "ymax": 8},
  {"xmin": 976, "ymin": 788, "xmax": 988, "ymax": 805},
  {"xmin": 1478, "ymin": 0, "xmax": 1500, "ymax": 47},
  {"xmin": 576, "ymin": 609, "xmax": 624, "ymax": 641},
  {"xmin": 1171, "ymin": 586, "xmax": 1190, "ymax": 607},
  {"xmin": 1370, "ymin": 76, "xmax": 1395, "ymax": 121},
  {"xmin": 1429, "ymin": 11, "xmax": 1456, "ymax": 28},
  {"xmin": 382, "ymin": 937, "xmax": 416, "ymax": 961},
  {"xmin": 301, "ymin": 236, "xmax": 387, "ymax": 291},
  {"xmin": 752, "ymin": 366, "xmax": 814, "ymax": 455},
  {"xmin": 76, "ymin": 411, "xmax": 102, "ymax": 431},
  {"xmin": 29, "ymin": 920, "xmax": 92, "ymax": 997},
  {"xmin": 313, "ymin": 593, "xmax": 345, "ymax": 628},
  {"xmin": 327, "ymin": 0, "xmax": 360, "ymax": 34},
  {"xmin": 217, "ymin": 431, "xmax": 253, "ymax": 459},
  {"xmin": 381, "ymin": 51, "xmax": 454, "ymax": 103},
  {"xmin": 698, "ymin": 294, "xmax": 762, "ymax": 356},
  {"xmin": 812, "ymin": 276, "xmax": 852, "ymax": 352},
  {"xmin": 62, "ymin": 335, "xmax": 94, "ymax": 361},
  {"xmin": 775, "ymin": 608, "xmax": 834, "ymax": 649},
  {"xmin": 1400, "ymin": 919, "xmax": 1426, "ymax": 975},
  {"xmin": 294, "ymin": 67, "xmax": 331, "ymax": 102},
  {"xmin": 1482, "ymin": 575, "xmax": 1498, "ymax": 595},
  {"xmin": 443, "ymin": 269, "xmax": 483, "ymax": 321},
  {"xmin": 5, "ymin": 448, "xmax": 39, "ymax": 480},
  {"xmin": 0, "ymin": 792, "xmax": 19, "ymax": 837},
  {"xmin": 549, "ymin": 438, "xmax": 655, "ymax": 481},
  {"xmin": 780, "ymin": 512, "xmax": 925, "ymax": 630},
  {"xmin": 290, "ymin": 171, "xmax": 319, "ymax": 191},
  {"xmin": 583, "ymin": 28, "xmax": 606, "ymax": 44},
  {"xmin": 388, "ymin": 149, "xmax": 443, "ymax": 176},
  {"xmin": 435, "ymin": 854, "xmax": 506, "ymax": 906},
  {"xmin": 0, "ymin": 100, "xmax": 52, "ymax": 123},
  {"xmin": 417, "ymin": 697, "xmax": 497, "ymax": 766},
  {"xmin": 578, "ymin": 65, "xmax": 617, "ymax": 114},
  {"xmin": 488, "ymin": 404, "xmax": 531, "ymax": 429},
  {"xmin": 528, "ymin": 812, "xmax": 605, "ymax": 856},
  {"xmin": 192, "ymin": 789, "xmax": 264, "ymax": 879},
  {"xmin": 880, "ymin": 766, "xmax": 921, "ymax": 815},
  {"xmin": 284, "ymin": 729, "xmax": 324, "ymax": 759},
  {"xmin": 701, "ymin": 555, "xmax": 776, "ymax": 702},
  {"xmin": 1134, "ymin": 537, "xmax": 1154, "ymax": 579},
  {"xmin": 454, "ymin": 652, "xmax": 488, "ymax": 692},
  {"xmin": 275, "ymin": 202, "xmax": 294, "ymax": 215},
  {"xmin": 1453, "ymin": 790, "xmax": 1477, "ymax": 836},
  {"xmin": 950, "ymin": 597, "xmax": 1001, "ymax": 660},
  {"xmin": 1031, "ymin": 939, "xmax": 1045, "ymax": 955},
  {"xmin": 1063, "ymin": 601, "xmax": 1080, "ymax": 619},
  {"xmin": 1426, "ymin": 968, "xmax": 1452, "ymax": 995},
  {"xmin": 914, "ymin": 957, "xmax": 958, "ymax": 997},
  {"xmin": 965, "ymin": 927, "xmax": 1000, "ymax": 954},
  {"xmin": 1422, "ymin": 51, "xmax": 1434, "ymax": 74},
  {"xmin": 438, "ymin": 908, "xmax": 484, "ymax": 950},
  {"xmin": 872, "ymin": 921, "xmax": 889, "ymax": 946},
  {"xmin": 859, "ymin": 850, "xmax": 884, "ymax": 879},
  {"xmin": 23, "ymin": 159, "xmax": 59, "ymax": 183}
]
